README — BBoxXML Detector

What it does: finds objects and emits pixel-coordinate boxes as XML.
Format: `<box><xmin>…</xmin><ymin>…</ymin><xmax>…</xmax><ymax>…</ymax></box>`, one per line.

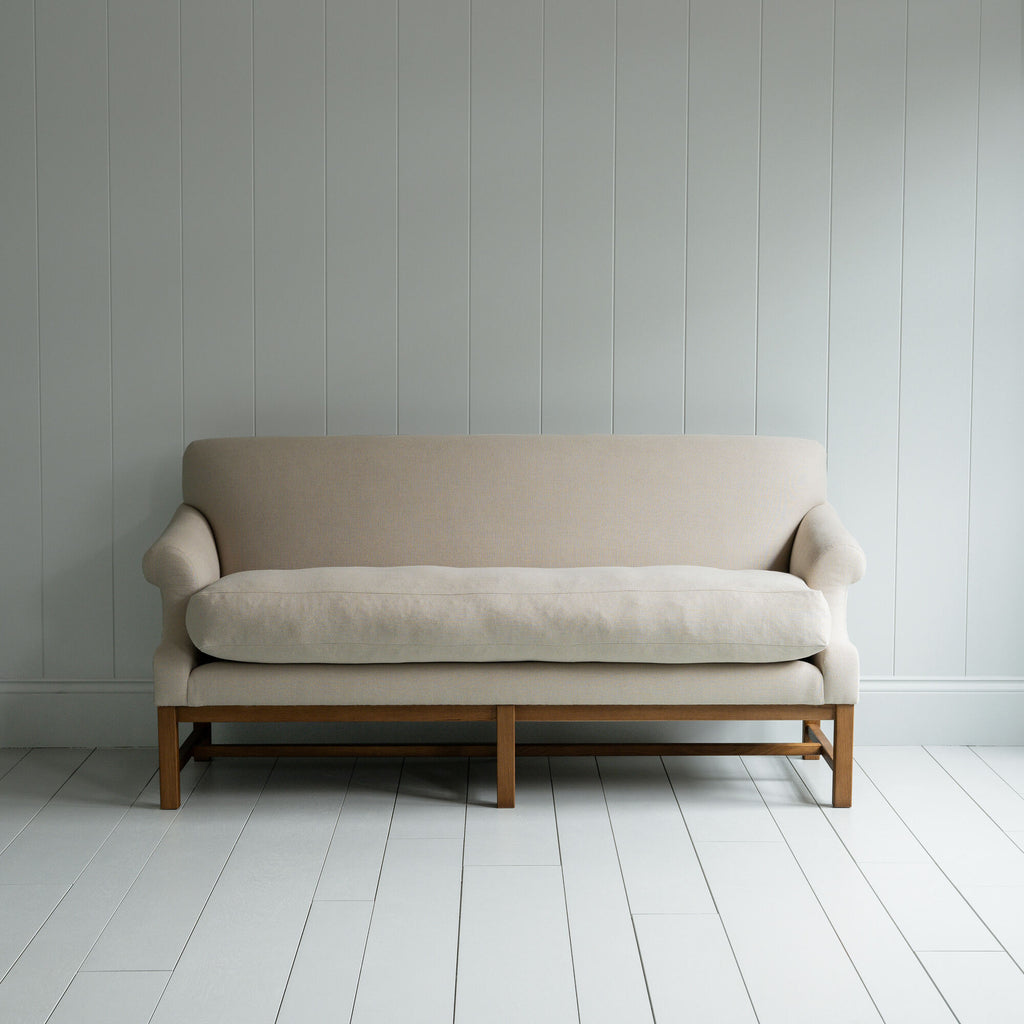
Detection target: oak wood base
<box><xmin>157</xmin><ymin>703</ymin><xmax>855</xmax><ymax>810</ymax></box>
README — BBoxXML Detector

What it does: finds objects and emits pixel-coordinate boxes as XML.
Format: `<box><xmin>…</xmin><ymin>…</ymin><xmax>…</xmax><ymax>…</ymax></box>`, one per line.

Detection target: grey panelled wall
<box><xmin>0</xmin><ymin>0</ymin><xmax>1022</xmax><ymax>696</ymax></box>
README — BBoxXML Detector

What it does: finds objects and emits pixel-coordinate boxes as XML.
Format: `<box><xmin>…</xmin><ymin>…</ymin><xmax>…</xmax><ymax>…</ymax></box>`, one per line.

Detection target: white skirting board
<box><xmin>1</xmin><ymin>678</ymin><xmax>1023</xmax><ymax>748</ymax></box>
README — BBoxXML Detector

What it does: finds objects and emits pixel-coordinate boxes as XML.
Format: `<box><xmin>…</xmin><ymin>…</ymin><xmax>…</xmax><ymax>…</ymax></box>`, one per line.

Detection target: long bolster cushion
<box><xmin>185</xmin><ymin>565</ymin><xmax>831</xmax><ymax>665</ymax></box>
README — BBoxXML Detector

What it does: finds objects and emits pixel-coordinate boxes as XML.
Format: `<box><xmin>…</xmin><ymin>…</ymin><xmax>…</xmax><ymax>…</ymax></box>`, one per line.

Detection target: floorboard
<box><xmin>550</xmin><ymin>757</ymin><xmax>653</xmax><ymax>1024</ymax></box>
<box><xmin>664</xmin><ymin>755</ymin><xmax>780</xmax><ymax>841</ymax></box>
<box><xmin>315</xmin><ymin>757</ymin><xmax>401</xmax><ymax>901</ymax></box>
<box><xmin>860</xmin><ymin>860</ymin><xmax>1000</xmax><ymax>951</ymax></box>
<box><xmin>920</xmin><ymin>951</ymin><xmax>1024</xmax><ymax>1024</ymax></box>
<box><xmin>45</xmin><ymin>970</ymin><xmax>169</xmax><ymax>1024</ymax></box>
<box><xmin>0</xmin><ymin>883</ymin><xmax>69</xmax><ymax>980</ymax></box>
<box><xmin>275</xmin><ymin>900</ymin><xmax>373</xmax><ymax>1024</ymax></box>
<box><xmin>930</xmin><ymin>745</ymin><xmax>1024</xmax><ymax>831</ymax></box>
<box><xmin>350</xmin><ymin>837</ymin><xmax>464</xmax><ymax>1023</ymax></box>
<box><xmin>0</xmin><ymin>748</ymin><xmax>92</xmax><ymax>856</ymax></box>
<box><xmin>598</xmin><ymin>757</ymin><xmax>714</xmax><ymax>914</ymax></box>
<box><xmin>0</xmin><ymin>748</ymin><xmax>29</xmax><ymax>781</ymax></box>
<box><xmin>633</xmin><ymin>914</ymin><xmax>756</xmax><ymax>1024</ymax></box>
<box><xmin>973</xmin><ymin>747</ymin><xmax>1024</xmax><ymax>797</ymax></box>
<box><xmin>455</xmin><ymin>865</ymin><xmax>578</xmax><ymax>1024</ymax></box>
<box><xmin>388</xmin><ymin>757</ymin><xmax>468</xmax><ymax>839</ymax></box>
<box><xmin>464</xmin><ymin>756</ymin><xmax>560</xmax><ymax>866</ymax></box>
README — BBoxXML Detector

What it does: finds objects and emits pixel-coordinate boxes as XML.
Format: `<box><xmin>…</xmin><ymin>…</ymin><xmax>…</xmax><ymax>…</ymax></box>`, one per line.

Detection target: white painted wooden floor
<box><xmin>3</xmin><ymin>746</ymin><xmax>1024</xmax><ymax>1023</ymax></box>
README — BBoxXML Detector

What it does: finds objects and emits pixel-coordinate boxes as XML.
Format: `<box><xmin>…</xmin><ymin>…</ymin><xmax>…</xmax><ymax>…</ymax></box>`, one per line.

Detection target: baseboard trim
<box><xmin>861</xmin><ymin>677</ymin><xmax>1024</xmax><ymax>693</ymax></box>
<box><xmin>0</xmin><ymin>684</ymin><xmax>156</xmax><ymax>746</ymax></box>
<box><xmin>0</xmin><ymin>679</ymin><xmax>152</xmax><ymax>695</ymax></box>
<box><xmin>2</xmin><ymin>678</ymin><xmax>1024</xmax><ymax>747</ymax></box>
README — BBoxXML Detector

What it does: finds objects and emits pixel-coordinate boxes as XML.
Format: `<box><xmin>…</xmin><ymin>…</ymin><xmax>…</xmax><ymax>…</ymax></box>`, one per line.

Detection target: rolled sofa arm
<box><xmin>142</xmin><ymin>504</ymin><xmax>220</xmax><ymax>706</ymax></box>
<box><xmin>790</xmin><ymin>503</ymin><xmax>866</xmax><ymax>706</ymax></box>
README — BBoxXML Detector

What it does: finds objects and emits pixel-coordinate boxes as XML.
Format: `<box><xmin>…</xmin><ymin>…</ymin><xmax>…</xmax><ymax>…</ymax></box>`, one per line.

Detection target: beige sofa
<box><xmin>144</xmin><ymin>435</ymin><xmax>865</xmax><ymax>810</ymax></box>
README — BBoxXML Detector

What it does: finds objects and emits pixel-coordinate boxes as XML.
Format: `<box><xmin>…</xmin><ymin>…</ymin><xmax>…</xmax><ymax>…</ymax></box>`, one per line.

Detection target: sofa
<box><xmin>143</xmin><ymin>434</ymin><xmax>865</xmax><ymax>810</ymax></box>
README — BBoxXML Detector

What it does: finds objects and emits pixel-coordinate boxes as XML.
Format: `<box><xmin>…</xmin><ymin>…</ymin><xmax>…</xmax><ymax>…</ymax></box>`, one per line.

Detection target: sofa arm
<box><xmin>791</xmin><ymin>503</ymin><xmax>865</xmax><ymax>589</ymax></box>
<box><xmin>142</xmin><ymin>504</ymin><xmax>220</xmax><ymax>706</ymax></box>
<box><xmin>791</xmin><ymin>503</ymin><xmax>866</xmax><ymax>706</ymax></box>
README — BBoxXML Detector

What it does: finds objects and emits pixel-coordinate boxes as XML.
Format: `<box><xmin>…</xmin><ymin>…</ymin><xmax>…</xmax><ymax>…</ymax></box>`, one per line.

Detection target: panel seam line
<box><xmin>963</xmin><ymin>3</ymin><xmax>983</xmax><ymax>676</ymax></box>
<box><xmin>33</xmin><ymin>0</ymin><xmax>44</xmax><ymax>680</ymax></box>
<box><xmin>892</xmin><ymin>0</ymin><xmax>910</xmax><ymax>678</ymax></box>
<box><xmin>106</xmin><ymin>0</ymin><xmax>115</xmax><ymax>679</ymax></box>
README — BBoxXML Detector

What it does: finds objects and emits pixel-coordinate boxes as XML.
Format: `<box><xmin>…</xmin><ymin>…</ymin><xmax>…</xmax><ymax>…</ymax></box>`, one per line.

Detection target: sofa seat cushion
<box><xmin>185</xmin><ymin>565</ymin><xmax>831</xmax><ymax>665</ymax></box>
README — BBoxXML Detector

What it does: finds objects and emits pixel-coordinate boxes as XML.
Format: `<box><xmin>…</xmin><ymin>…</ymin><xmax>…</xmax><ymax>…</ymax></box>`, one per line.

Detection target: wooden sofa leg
<box><xmin>832</xmin><ymin>705</ymin><xmax>854</xmax><ymax>808</ymax></box>
<box><xmin>497</xmin><ymin>705</ymin><xmax>516</xmax><ymax>808</ymax></box>
<box><xmin>158</xmin><ymin>706</ymin><xmax>181</xmax><ymax>810</ymax></box>
<box><xmin>802</xmin><ymin>719</ymin><xmax>821</xmax><ymax>760</ymax></box>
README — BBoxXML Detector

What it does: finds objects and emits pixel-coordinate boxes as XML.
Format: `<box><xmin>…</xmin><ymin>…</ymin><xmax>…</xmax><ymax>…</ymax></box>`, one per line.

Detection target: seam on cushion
<box><xmin>199</xmin><ymin>639</ymin><xmax>827</xmax><ymax>648</ymax></box>
<box><xmin>195</xmin><ymin>587</ymin><xmax>822</xmax><ymax>598</ymax></box>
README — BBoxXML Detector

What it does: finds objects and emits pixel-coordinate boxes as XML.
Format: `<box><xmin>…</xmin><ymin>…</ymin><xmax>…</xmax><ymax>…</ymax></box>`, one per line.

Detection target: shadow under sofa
<box><xmin>143</xmin><ymin>434</ymin><xmax>865</xmax><ymax>810</ymax></box>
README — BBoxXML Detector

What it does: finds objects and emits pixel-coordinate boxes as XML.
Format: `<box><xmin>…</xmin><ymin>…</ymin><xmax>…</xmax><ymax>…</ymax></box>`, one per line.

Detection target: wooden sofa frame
<box><xmin>158</xmin><ymin>702</ymin><xmax>854</xmax><ymax>810</ymax></box>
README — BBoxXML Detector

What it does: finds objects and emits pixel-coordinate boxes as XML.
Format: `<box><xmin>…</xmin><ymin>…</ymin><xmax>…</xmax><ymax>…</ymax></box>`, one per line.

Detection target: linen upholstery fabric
<box><xmin>142</xmin><ymin>504</ymin><xmax>219</xmax><ymax>705</ymax></box>
<box><xmin>184</xmin><ymin>659</ymin><xmax>825</xmax><ymax>707</ymax></box>
<box><xmin>145</xmin><ymin>435</ymin><xmax>863</xmax><ymax>707</ymax></box>
<box><xmin>181</xmin><ymin>435</ymin><xmax>827</xmax><ymax>576</ymax></box>
<box><xmin>185</xmin><ymin>564</ymin><xmax>832</xmax><ymax>665</ymax></box>
<box><xmin>791</xmin><ymin>502</ymin><xmax>867</xmax><ymax>705</ymax></box>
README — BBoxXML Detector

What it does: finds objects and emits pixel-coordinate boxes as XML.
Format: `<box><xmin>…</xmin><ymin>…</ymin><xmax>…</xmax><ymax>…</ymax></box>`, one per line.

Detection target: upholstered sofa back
<box><xmin>181</xmin><ymin>434</ymin><xmax>826</xmax><ymax>576</ymax></box>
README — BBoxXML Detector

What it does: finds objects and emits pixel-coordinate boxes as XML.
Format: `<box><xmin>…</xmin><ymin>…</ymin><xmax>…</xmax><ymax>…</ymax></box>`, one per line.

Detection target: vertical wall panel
<box><xmin>755</xmin><ymin>0</ymin><xmax>832</xmax><ymax>443</ymax></box>
<box><xmin>966</xmin><ymin>0</ymin><xmax>1024</xmax><ymax>675</ymax></box>
<box><xmin>326</xmin><ymin>0</ymin><xmax>398</xmax><ymax>436</ymax></box>
<box><xmin>469</xmin><ymin>0</ymin><xmax>543</xmax><ymax>435</ymax></box>
<box><xmin>397</xmin><ymin>0</ymin><xmax>470</xmax><ymax>434</ymax></box>
<box><xmin>181</xmin><ymin>0</ymin><xmax>254</xmax><ymax>442</ymax></box>
<box><xmin>895</xmin><ymin>0</ymin><xmax>980</xmax><ymax>675</ymax></box>
<box><xmin>253</xmin><ymin>0</ymin><xmax>326</xmax><ymax>436</ymax></box>
<box><xmin>109</xmin><ymin>0</ymin><xmax>183</xmax><ymax>678</ymax></box>
<box><xmin>684</xmin><ymin>0</ymin><xmax>761</xmax><ymax>434</ymax></box>
<box><xmin>36</xmin><ymin>0</ymin><xmax>113</xmax><ymax>678</ymax></box>
<box><xmin>612</xmin><ymin>0</ymin><xmax>687</xmax><ymax>435</ymax></box>
<box><xmin>0</xmin><ymin>0</ymin><xmax>42</xmax><ymax>678</ymax></box>
<box><xmin>541</xmin><ymin>0</ymin><xmax>615</xmax><ymax>435</ymax></box>
<box><xmin>828</xmin><ymin>0</ymin><xmax>906</xmax><ymax>676</ymax></box>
